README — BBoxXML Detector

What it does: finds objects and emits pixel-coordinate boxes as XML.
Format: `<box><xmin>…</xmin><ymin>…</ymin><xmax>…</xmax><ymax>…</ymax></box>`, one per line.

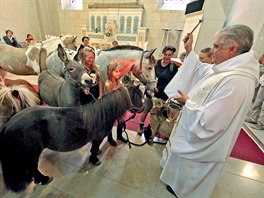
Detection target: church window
<box><xmin>120</xmin><ymin>16</ymin><xmax>125</xmax><ymax>33</ymax></box>
<box><xmin>133</xmin><ymin>16</ymin><xmax>139</xmax><ymax>34</ymax></box>
<box><xmin>96</xmin><ymin>16</ymin><xmax>101</xmax><ymax>32</ymax></box>
<box><xmin>103</xmin><ymin>16</ymin><xmax>107</xmax><ymax>33</ymax></box>
<box><xmin>91</xmin><ymin>16</ymin><xmax>95</xmax><ymax>32</ymax></box>
<box><xmin>126</xmin><ymin>17</ymin><xmax>132</xmax><ymax>34</ymax></box>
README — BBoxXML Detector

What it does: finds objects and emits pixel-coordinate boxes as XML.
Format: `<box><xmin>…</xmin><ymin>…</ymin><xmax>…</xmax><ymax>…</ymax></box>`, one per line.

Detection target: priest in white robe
<box><xmin>160</xmin><ymin>24</ymin><xmax>259</xmax><ymax>198</ymax></box>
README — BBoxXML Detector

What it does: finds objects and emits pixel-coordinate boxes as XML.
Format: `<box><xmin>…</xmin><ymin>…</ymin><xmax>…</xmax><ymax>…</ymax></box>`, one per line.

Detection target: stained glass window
<box><xmin>96</xmin><ymin>16</ymin><xmax>101</xmax><ymax>32</ymax></box>
<box><xmin>91</xmin><ymin>16</ymin><xmax>95</xmax><ymax>32</ymax></box>
<box><xmin>126</xmin><ymin>17</ymin><xmax>132</xmax><ymax>34</ymax></box>
<box><xmin>133</xmin><ymin>16</ymin><xmax>139</xmax><ymax>34</ymax></box>
<box><xmin>120</xmin><ymin>16</ymin><xmax>125</xmax><ymax>33</ymax></box>
<box><xmin>103</xmin><ymin>16</ymin><xmax>107</xmax><ymax>33</ymax></box>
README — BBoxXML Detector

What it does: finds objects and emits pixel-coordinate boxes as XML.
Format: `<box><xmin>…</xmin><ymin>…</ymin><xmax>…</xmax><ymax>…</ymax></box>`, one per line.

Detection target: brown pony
<box><xmin>0</xmin><ymin>36</ymin><xmax>77</xmax><ymax>79</ymax></box>
<box><xmin>3</xmin><ymin>78</ymin><xmax>40</xmax><ymax>103</ymax></box>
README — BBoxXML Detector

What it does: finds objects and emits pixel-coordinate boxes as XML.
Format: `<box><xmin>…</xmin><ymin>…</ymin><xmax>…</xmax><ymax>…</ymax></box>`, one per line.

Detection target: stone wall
<box><xmin>0</xmin><ymin>0</ymin><xmax>263</xmax><ymax>57</ymax></box>
<box><xmin>56</xmin><ymin>0</ymin><xmax>186</xmax><ymax>58</ymax></box>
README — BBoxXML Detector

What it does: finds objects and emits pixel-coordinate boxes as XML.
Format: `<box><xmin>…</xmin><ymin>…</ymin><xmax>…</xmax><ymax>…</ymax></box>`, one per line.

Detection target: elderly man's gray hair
<box><xmin>216</xmin><ymin>24</ymin><xmax>253</xmax><ymax>54</ymax></box>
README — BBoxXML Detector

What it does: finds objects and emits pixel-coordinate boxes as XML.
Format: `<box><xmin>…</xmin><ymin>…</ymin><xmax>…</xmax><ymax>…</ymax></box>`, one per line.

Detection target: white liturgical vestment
<box><xmin>160</xmin><ymin>50</ymin><xmax>259</xmax><ymax>198</ymax></box>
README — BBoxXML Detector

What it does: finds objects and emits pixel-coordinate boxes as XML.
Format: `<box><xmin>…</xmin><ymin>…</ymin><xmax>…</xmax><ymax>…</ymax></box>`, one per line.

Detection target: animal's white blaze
<box><xmin>25</xmin><ymin>47</ymin><xmax>41</xmax><ymax>73</ymax></box>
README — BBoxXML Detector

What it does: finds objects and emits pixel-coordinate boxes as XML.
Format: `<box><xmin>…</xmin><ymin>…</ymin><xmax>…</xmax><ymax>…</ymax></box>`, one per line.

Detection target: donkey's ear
<box><xmin>144</xmin><ymin>48</ymin><xmax>157</xmax><ymax>58</ymax></box>
<box><xmin>58</xmin><ymin>44</ymin><xmax>69</xmax><ymax>64</ymax></box>
<box><xmin>73</xmin><ymin>44</ymin><xmax>84</xmax><ymax>61</ymax></box>
<box><xmin>73</xmin><ymin>36</ymin><xmax>77</xmax><ymax>42</ymax></box>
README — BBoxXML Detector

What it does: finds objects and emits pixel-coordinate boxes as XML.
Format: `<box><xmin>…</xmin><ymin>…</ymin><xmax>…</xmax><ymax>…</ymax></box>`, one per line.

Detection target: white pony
<box><xmin>0</xmin><ymin>44</ymin><xmax>47</xmax><ymax>76</ymax></box>
<box><xmin>45</xmin><ymin>36</ymin><xmax>79</xmax><ymax>77</ymax></box>
<box><xmin>41</xmin><ymin>35</ymin><xmax>78</xmax><ymax>56</ymax></box>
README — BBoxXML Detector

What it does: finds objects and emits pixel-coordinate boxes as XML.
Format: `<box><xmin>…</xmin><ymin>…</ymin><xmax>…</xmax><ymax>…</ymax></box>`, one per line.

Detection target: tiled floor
<box><xmin>1</xmin><ymin>73</ymin><xmax>263</xmax><ymax>198</ymax></box>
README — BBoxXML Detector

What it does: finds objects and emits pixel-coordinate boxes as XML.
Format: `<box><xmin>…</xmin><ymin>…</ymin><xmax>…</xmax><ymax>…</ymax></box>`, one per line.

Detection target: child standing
<box><xmin>105</xmin><ymin>62</ymin><xmax>128</xmax><ymax>146</ymax></box>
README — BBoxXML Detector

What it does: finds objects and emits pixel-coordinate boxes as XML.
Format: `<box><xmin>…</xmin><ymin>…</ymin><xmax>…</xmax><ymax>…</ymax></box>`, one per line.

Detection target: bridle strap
<box><xmin>139</xmin><ymin>50</ymin><xmax>146</xmax><ymax>70</ymax></box>
<box><xmin>130</xmin><ymin>105</ymin><xmax>144</xmax><ymax>113</ymax></box>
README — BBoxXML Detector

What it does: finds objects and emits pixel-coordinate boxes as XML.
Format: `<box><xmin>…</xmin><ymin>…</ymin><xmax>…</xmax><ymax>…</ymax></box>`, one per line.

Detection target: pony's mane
<box><xmin>0</xmin><ymin>86</ymin><xmax>22</xmax><ymax>113</ymax></box>
<box><xmin>82</xmin><ymin>86</ymin><xmax>131</xmax><ymax>133</ymax></box>
<box><xmin>127</xmin><ymin>84</ymin><xmax>143</xmax><ymax>108</ymax></box>
<box><xmin>0</xmin><ymin>85</ymin><xmax>40</xmax><ymax>112</ymax></box>
<box><xmin>16</xmin><ymin>85</ymin><xmax>41</xmax><ymax>106</ymax></box>
<box><xmin>103</xmin><ymin>45</ymin><xmax>143</xmax><ymax>52</ymax></box>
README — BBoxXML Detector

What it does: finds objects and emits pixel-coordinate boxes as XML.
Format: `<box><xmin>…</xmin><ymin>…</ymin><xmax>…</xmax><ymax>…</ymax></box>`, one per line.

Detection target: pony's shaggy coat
<box><xmin>0</xmin><ymin>86</ymin><xmax>131</xmax><ymax>192</ymax></box>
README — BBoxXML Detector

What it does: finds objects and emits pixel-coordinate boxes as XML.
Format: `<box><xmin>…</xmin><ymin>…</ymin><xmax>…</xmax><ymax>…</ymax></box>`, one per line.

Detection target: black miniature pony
<box><xmin>0</xmin><ymin>86</ymin><xmax>131</xmax><ymax>192</ymax></box>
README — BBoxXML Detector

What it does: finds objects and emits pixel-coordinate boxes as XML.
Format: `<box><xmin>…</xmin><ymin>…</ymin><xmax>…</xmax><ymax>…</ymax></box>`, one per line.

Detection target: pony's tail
<box><xmin>0</xmin><ymin>128</ymin><xmax>33</xmax><ymax>192</ymax></box>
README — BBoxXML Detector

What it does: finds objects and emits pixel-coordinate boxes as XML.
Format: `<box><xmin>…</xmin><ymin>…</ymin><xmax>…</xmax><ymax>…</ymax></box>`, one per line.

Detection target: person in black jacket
<box><xmin>137</xmin><ymin>45</ymin><xmax>178</xmax><ymax>135</ymax></box>
<box><xmin>3</xmin><ymin>30</ymin><xmax>21</xmax><ymax>48</ymax></box>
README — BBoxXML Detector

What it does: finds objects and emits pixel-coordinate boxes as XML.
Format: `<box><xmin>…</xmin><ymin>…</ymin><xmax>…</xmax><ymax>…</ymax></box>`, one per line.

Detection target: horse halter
<box><xmin>131</xmin><ymin>50</ymin><xmax>157</xmax><ymax>96</ymax></box>
<box><xmin>137</xmin><ymin>50</ymin><xmax>149</xmax><ymax>85</ymax></box>
<box><xmin>129</xmin><ymin>86</ymin><xmax>144</xmax><ymax>114</ymax></box>
<box><xmin>130</xmin><ymin>105</ymin><xmax>144</xmax><ymax>114</ymax></box>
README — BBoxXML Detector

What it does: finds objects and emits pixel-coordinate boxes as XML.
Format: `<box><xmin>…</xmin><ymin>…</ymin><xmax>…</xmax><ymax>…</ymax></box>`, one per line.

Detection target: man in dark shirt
<box><xmin>3</xmin><ymin>30</ymin><xmax>21</xmax><ymax>48</ymax></box>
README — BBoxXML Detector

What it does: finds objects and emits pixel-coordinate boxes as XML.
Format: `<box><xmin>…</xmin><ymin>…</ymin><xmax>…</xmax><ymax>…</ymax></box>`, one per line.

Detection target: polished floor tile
<box><xmin>0</xmin><ymin>129</ymin><xmax>263</xmax><ymax>198</ymax></box>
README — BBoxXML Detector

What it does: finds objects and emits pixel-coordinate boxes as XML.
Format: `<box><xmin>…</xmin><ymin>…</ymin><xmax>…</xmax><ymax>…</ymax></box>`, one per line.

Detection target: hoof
<box><xmin>137</xmin><ymin>131</ymin><xmax>142</xmax><ymax>136</ymax></box>
<box><xmin>92</xmin><ymin>160</ymin><xmax>102</xmax><ymax>166</ymax></box>
<box><xmin>34</xmin><ymin>176</ymin><xmax>53</xmax><ymax>186</ymax></box>
<box><xmin>143</xmin><ymin>126</ymin><xmax>152</xmax><ymax>141</ymax></box>
<box><xmin>137</xmin><ymin>127</ymin><xmax>143</xmax><ymax>136</ymax></box>
<box><xmin>89</xmin><ymin>156</ymin><xmax>102</xmax><ymax>166</ymax></box>
<box><xmin>147</xmin><ymin>136</ymin><xmax>153</xmax><ymax>145</ymax></box>
<box><xmin>108</xmin><ymin>138</ymin><xmax>117</xmax><ymax>147</ymax></box>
